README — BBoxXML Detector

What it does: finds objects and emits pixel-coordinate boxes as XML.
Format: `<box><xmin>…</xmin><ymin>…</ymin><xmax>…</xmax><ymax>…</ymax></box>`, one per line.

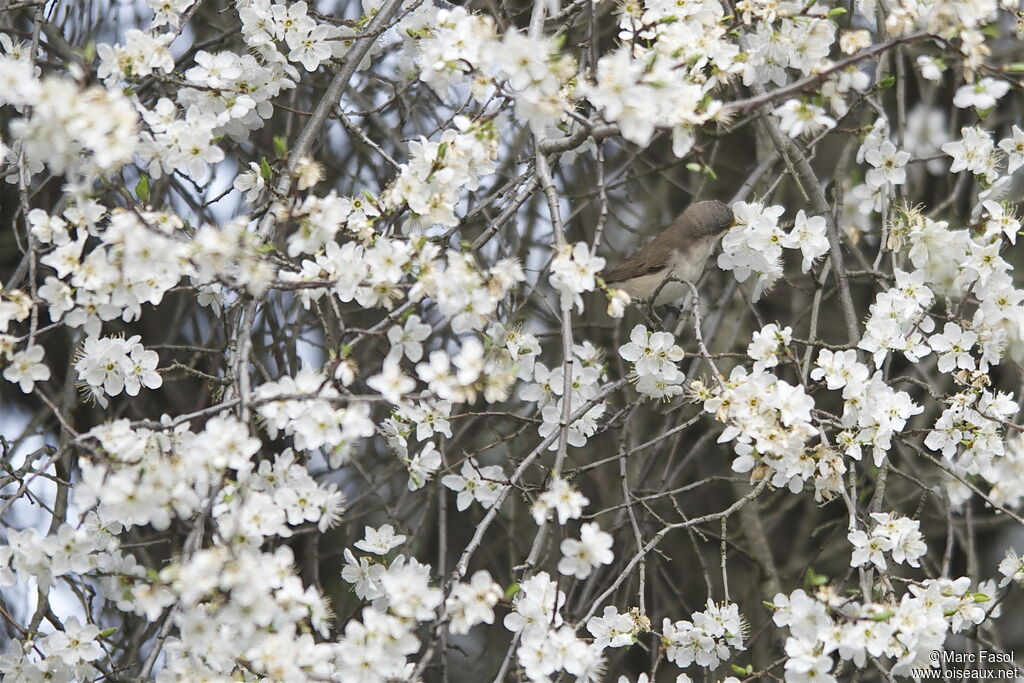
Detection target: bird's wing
<box><xmin>604</xmin><ymin>231</ymin><xmax>674</xmax><ymax>283</ymax></box>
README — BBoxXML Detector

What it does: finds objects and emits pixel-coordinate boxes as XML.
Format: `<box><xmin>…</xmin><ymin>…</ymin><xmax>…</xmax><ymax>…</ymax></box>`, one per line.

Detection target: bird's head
<box><xmin>682</xmin><ymin>200</ymin><xmax>735</xmax><ymax>238</ymax></box>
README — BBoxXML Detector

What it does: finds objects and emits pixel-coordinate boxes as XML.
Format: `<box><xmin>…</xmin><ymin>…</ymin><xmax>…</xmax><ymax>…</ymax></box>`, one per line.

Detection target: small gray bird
<box><xmin>604</xmin><ymin>200</ymin><xmax>734</xmax><ymax>306</ymax></box>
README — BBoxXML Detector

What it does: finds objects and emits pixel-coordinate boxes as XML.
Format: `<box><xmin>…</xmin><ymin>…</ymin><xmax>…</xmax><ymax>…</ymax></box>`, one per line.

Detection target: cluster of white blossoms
<box><xmin>747</xmin><ymin>3</ymin><xmax>875</xmax><ymax>135</ymax></box>
<box><xmin>445</xmin><ymin>569</ymin><xmax>503</xmax><ymax>635</ymax></box>
<box><xmin>558</xmin><ymin>522</ymin><xmax>615</xmax><ymax>579</ymax></box>
<box><xmin>718</xmin><ymin>202</ymin><xmax>829</xmax><ymax>299</ymax></box>
<box><xmin>163</xmin><ymin>45</ymin><xmax>294</xmax><ymax>168</ymax></box>
<box><xmin>401</xmin><ymin>5</ymin><xmax>576</xmax><ymax>132</ymax></box>
<box><xmin>747</xmin><ymin>322</ymin><xmax>792</xmax><ymax>372</ymax></box>
<box><xmin>587</xmin><ymin>0</ymin><xmax>736</xmax><ymax>154</ymax></box>
<box><xmin>695</xmin><ymin>334</ymin><xmax>822</xmax><ymax>494</ymax></box>
<box><xmin>136</xmin><ymin>545</ymin><xmax>337</xmax><ymax>681</ymax></box>
<box><xmin>858</xmin><ymin>118</ymin><xmax>912</xmax><ymax>198</ymax></box>
<box><xmin>338</xmin><ymin>537</ymin><xmax>501</xmax><ymax>676</ymax></box>
<box><xmin>93</xmin><ymin>24</ymin><xmax>257</xmax><ymax>179</ymax></box>
<box><xmin>870</xmin><ymin>215</ymin><xmax>1009</xmax><ymax>356</ymax></box>
<box><xmin>1</xmin><ymin>56</ymin><xmax>138</xmax><ymax>181</ymax></box>
<box><xmin>2</xmin><ymin>516</ymin><xmax>120</xmax><ymax>595</ymax></box>
<box><xmin>74</xmin><ymin>416</ymin><xmax>337</xmax><ymax>536</ymax></box>
<box><xmin>95</xmin><ymin>0</ymin><xmax>354</xmax><ymax>187</ymax></box>
<box><xmin>857</xmin><ymin>268</ymin><xmax>935</xmax><ymax>368</ymax></box>
<box><xmin>811</xmin><ymin>347</ymin><xmax>922</xmax><ymax>467</ymax></box>
<box><xmin>740</xmin><ymin>6</ymin><xmax>834</xmax><ymax>84</ymax></box>
<box><xmin>503</xmin><ymin>572</ymin><xmax>605</xmax><ymax>681</ymax></box>
<box><xmin>401</xmin><ymin>0</ymin><xmax>856</xmax><ymax>157</ymax></box>
<box><xmin>525</xmin><ymin>344</ymin><xmax>609</xmax><ymax>451</ymax></box>
<box><xmin>0</xmin><ymin>297</ymin><xmax>31</xmax><ymax>367</ymax></box>
<box><xmin>95</xmin><ymin>29</ymin><xmax>175</xmax><ymax>83</ymax></box>
<box><xmin>550</xmin><ymin>242</ymin><xmax>606</xmax><ymax>313</ymax></box>
<box><xmin>0</xmin><ymin>616</ymin><xmax>102</xmax><ymax>680</ymax></box>
<box><xmin>943</xmin><ymin>125</ymin><xmax>1001</xmax><ymax>184</ymax></box>
<box><xmin>382</xmin><ymin>116</ymin><xmax>499</xmax><ymax>233</ymax></box>
<box><xmin>0</xmin><ymin>517</ymin><xmax>129</xmax><ymax>680</ymax></box>
<box><xmin>882</xmin><ymin>0</ymin><xmax>997</xmax><ymax>76</ymax></box>
<box><xmin>584</xmin><ymin>44</ymin><xmax>721</xmax><ymax>156</ymax></box>
<box><xmin>214</xmin><ymin>448</ymin><xmax>346</xmax><ymax>543</ymax></box>
<box><xmin>848</xmin><ymin>67</ymin><xmax>1021</xmax><ymax>231</ymax></box>
<box><xmin>137</xmin><ymin>99</ymin><xmax>224</xmax><ymax>183</ymax></box>
<box><xmin>281</xmin><ymin>235</ymin><xmax>525</xmax><ymax>340</ymax></box>
<box><xmin>237</xmin><ymin>0</ymin><xmax>353</xmax><ymax>73</ymax></box>
<box><xmin>588</xmin><ymin>606</ymin><xmax>645</xmax><ymax>649</ymax></box>
<box><xmin>73</xmin><ymin>334</ymin><xmax>162</xmax><ymax>406</ymax></box>
<box><xmin>31</xmin><ymin>207</ymin><xmax>192</xmax><ymax>338</ymax></box>
<box><xmin>272</xmin><ymin>114</ymin><xmax>503</xmax><ymax>258</ymax></box>
<box><xmin>770</xmin><ymin>577</ymin><xmax>999</xmax><ymax>682</ymax></box>
<box><xmin>619</xmin><ymin>324</ymin><xmax>687</xmax><ymax>400</ymax></box>
<box><xmin>662</xmin><ymin>600</ymin><xmax>747</xmax><ymax>671</ymax></box>
<box><xmin>924</xmin><ymin>384</ymin><xmax>1016</xmax><ymax>493</ymax></box>
<box><xmin>190</xmin><ymin>217</ymin><xmax>276</xmax><ymax>297</ymax></box>
<box><xmin>254</xmin><ymin>365</ymin><xmax>375</xmax><ymax>465</ymax></box>
<box><xmin>847</xmin><ymin>512</ymin><xmax>927</xmax><ymax>570</ymax></box>
<box><xmin>380</xmin><ymin>388</ymin><xmax>452</xmax><ymax>490</ymax></box>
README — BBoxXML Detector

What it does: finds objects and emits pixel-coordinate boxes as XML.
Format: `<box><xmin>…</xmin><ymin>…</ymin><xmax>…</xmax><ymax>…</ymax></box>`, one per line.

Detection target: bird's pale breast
<box><xmin>609</xmin><ymin>236</ymin><xmax>718</xmax><ymax>305</ymax></box>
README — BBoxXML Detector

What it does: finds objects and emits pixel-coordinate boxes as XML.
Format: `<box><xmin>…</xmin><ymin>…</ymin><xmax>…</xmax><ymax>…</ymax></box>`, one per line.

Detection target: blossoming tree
<box><xmin>1</xmin><ymin>0</ymin><xmax>1023</xmax><ymax>681</ymax></box>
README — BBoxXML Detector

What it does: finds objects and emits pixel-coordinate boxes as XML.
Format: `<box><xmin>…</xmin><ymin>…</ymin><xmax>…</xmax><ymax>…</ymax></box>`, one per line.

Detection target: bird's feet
<box><xmin>638</xmin><ymin>300</ymin><xmax>660</xmax><ymax>328</ymax></box>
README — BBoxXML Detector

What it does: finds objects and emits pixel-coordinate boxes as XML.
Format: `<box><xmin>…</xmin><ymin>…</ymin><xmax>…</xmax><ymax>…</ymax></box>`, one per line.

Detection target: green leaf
<box><xmin>134</xmin><ymin>176</ymin><xmax>150</xmax><ymax>203</ymax></box>
<box><xmin>99</xmin><ymin>627</ymin><xmax>118</xmax><ymax>638</ymax></box>
<box><xmin>685</xmin><ymin>162</ymin><xmax>702</xmax><ymax>173</ymax></box>
<box><xmin>806</xmin><ymin>567</ymin><xmax>829</xmax><ymax>586</ymax></box>
<box><xmin>762</xmin><ymin>600</ymin><xmax>777</xmax><ymax>610</ymax></box>
<box><xmin>877</xmin><ymin>75</ymin><xmax>896</xmax><ymax>90</ymax></box>
<box><xmin>732</xmin><ymin>664</ymin><xmax>753</xmax><ymax>675</ymax></box>
<box><xmin>827</xmin><ymin>7</ymin><xmax>847</xmax><ymax>17</ymax></box>
<box><xmin>259</xmin><ymin>157</ymin><xmax>272</xmax><ymax>181</ymax></box>
<box><xmin>273</xmin><ymin>135</ymin><xmax>288</xmax><ymax>159</ymax></box>
<box><xmin>504</xmin><ymin>583</ymin><xmax>520</xmax><ymax>600</ymax></box>
<box><xmin>973</xmin><ymin>592</ymin><xmax>991</xmax><ymax>602</ymax></box>
<box><xmin>869</xmin><ymin>609</ymin><xmax>894</xmax><ymax>621</ymax></box>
